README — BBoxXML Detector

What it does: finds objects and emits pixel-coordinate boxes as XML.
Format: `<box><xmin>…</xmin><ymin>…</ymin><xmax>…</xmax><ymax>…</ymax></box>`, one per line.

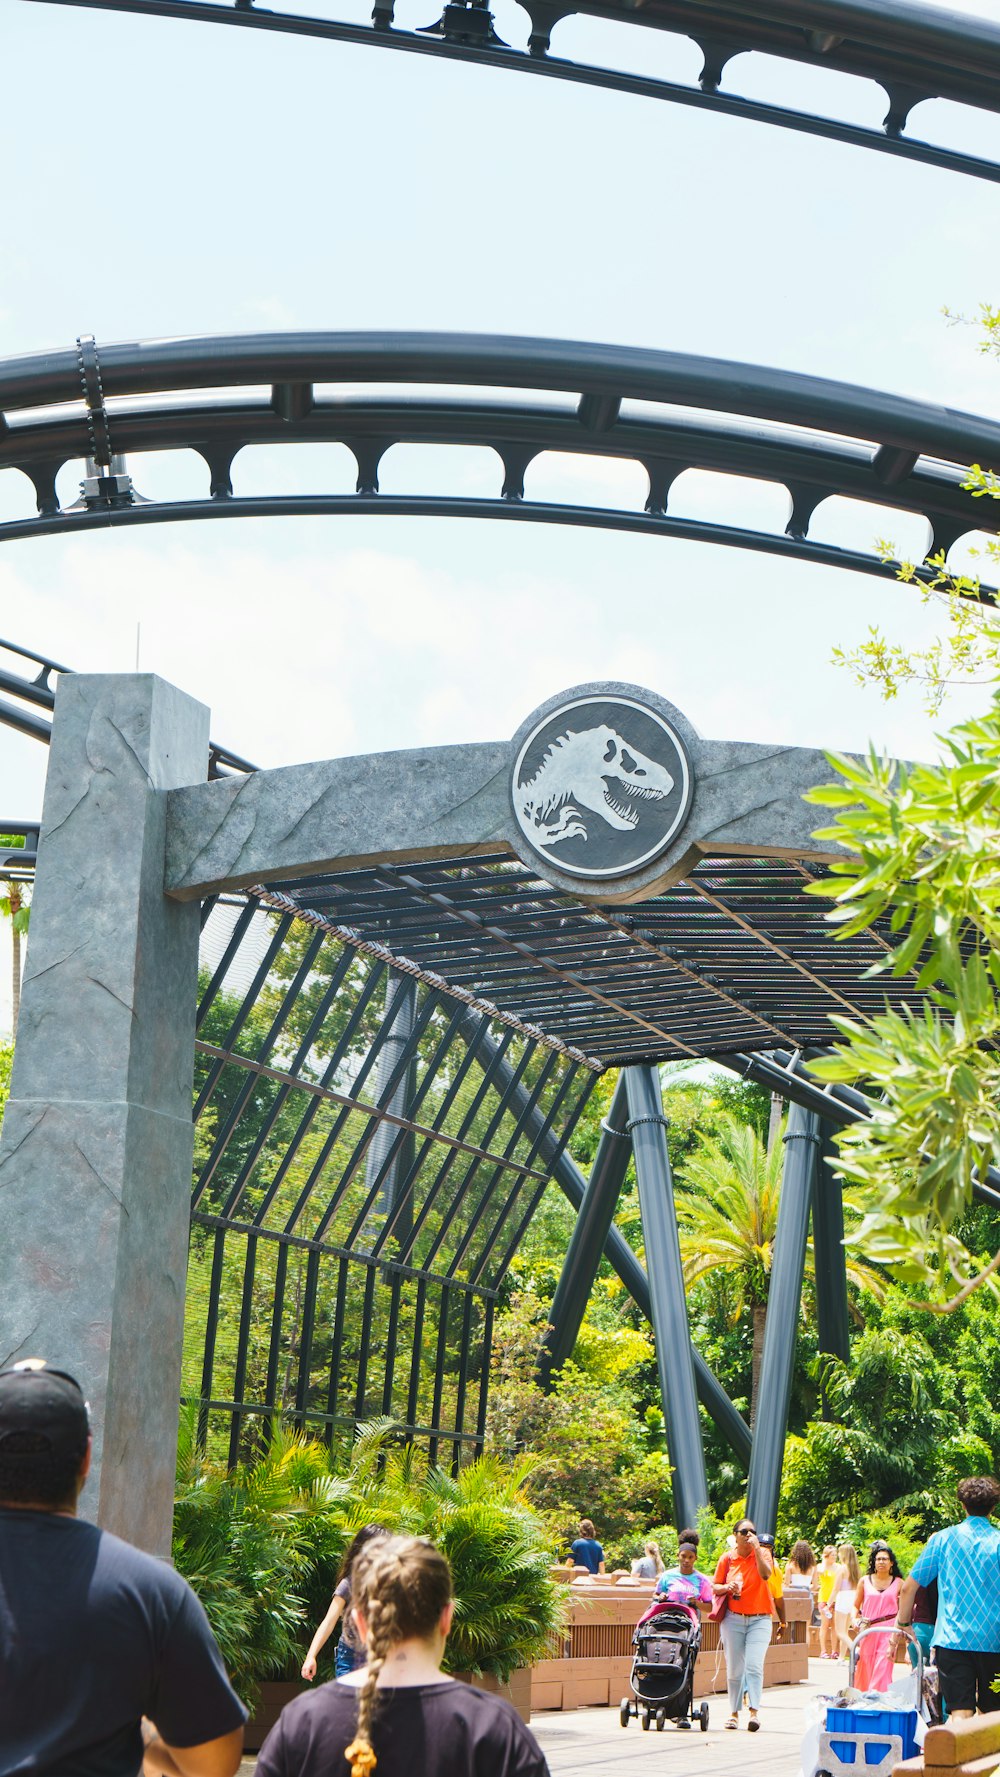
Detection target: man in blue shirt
<box><xmin>893</xmin><ymin>1476</ymin><xmax>1000</xmax><ymax>1718</ymax></box>
<box><xmin>569</xmin><ymin>1517</ymin><xmax>605</xmax><ymax>1574</ymax></box>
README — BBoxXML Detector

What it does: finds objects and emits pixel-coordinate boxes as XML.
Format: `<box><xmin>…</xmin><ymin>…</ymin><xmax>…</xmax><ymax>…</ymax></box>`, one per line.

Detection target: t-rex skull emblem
<box><xmin>516</xmin><ymin>723</ymin><xmax>675</xmax><ymax>846</ymax></box>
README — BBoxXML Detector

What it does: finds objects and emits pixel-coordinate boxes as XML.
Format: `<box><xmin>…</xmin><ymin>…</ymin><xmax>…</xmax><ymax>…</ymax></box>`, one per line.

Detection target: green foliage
<box><xmin>172</xmin><ymin>1415</ymin><xmax>563</xmax><ymax>1702</ymax></box>
<box><xmin>172</xmin><ymin>1408</ymin><xmax>350</xmax><ymax>1707</ymax></box>
<box><xmin>0</xmin><ymin>1037</ymin><xmax>12</xmax><ymax>1126</ymax></box>
<box><xmin>804</xmin><ymin>712</ymin><xmax>1000</xmax><ymax>1305</ymax></box>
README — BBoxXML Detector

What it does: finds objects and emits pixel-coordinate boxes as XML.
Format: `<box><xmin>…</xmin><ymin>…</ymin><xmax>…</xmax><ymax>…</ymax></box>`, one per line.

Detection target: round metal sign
<box><xmin>511</xmin><ymin>692</ymin><xmax>693</xmax><ymax>880</ymax></box>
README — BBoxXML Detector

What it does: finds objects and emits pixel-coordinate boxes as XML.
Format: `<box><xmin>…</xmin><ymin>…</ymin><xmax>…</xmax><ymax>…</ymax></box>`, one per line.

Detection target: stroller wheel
<box><xmin>642</xmin><ymin>1709</ymin><xmax>652</xmax><ymax>1731</ymax></box>
<box><xmin>656</xmin><ymin>1709</ymin><xmax>666</xmax><ymax>1731</ymax></box>
<box><xmin>620</xmin><ymin>1698</ymin><xmax>631</xmax><ymax>1728</ymax></box>
<box><xmin>699</xmin><ymin>1703</ymin><xmax>710</xmax><ymax>1732</ymax></box>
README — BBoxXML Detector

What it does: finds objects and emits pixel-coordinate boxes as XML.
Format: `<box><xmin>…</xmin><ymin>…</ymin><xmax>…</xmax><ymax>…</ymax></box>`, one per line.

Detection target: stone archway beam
<box><xmin>164</xmin><ymin>728</ymin><xmax>844</xmax><ymax>905</ymax></box>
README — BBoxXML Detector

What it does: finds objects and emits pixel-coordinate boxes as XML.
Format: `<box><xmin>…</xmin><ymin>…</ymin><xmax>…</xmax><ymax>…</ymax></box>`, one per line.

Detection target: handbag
<box><xmin>709</xmin><ymin>1556</ymin><xmax>731</xmax><ymax>1623</ymax></box>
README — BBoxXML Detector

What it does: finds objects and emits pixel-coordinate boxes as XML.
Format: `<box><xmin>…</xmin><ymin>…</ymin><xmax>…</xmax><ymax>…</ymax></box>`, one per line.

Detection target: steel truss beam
<box><xmin>0</xmin><ymin>334</ymin><xmax>997</xmax><ymax>588</ymax></box>
<box><xmin>16</xmin><ymin>0</ymin><xmax>1000</xmax><ymax>185</ymax></box>
<box><xmin>537</xmin><ymin>1073</ymin><xmax>632</xmax><ymax>1390</ymax></box>
<box><xmin>625</xmin><ymin>1064</ymin><xmax>708</xmax><ymax>1526</ymax></box>
<box><xmin>458</xmin><ymin>1013</ymin><xmax>753</xmax><ymax>1464</ymax></box>
<box><xmin>746</xmin><ymin>1103</ymin><xmax>819</xmax><ymax>1532</ymax></box>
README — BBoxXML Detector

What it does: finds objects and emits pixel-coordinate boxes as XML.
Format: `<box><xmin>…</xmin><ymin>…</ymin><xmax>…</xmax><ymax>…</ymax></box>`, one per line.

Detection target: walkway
<box><xmin>532</xmin><ymin>1656</ymin><xmax>836</xmax><ymax>1777</ymax></box>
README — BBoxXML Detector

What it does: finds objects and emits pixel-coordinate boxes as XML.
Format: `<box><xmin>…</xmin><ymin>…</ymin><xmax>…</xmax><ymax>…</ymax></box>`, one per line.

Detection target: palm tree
<box><xmin>676</xmin><ymin>1113</ymin><xmax>883</xmax><ymax>1426</ymax></box>
<box><xmin>0</xmin><ymin>836</ymin><xmax>30</xmax><ymax>1038</ymax></box>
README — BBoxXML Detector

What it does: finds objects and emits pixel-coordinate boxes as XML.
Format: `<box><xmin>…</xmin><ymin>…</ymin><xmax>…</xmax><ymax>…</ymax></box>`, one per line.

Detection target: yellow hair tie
<box><xmin>345</xmin><ymin>1738</ymin><xmax>378</xmax><ymax>1777</ymax></box>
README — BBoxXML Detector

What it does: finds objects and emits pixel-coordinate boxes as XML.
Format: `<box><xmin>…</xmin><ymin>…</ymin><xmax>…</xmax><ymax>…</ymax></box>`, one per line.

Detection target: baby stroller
<box><xmin>620</xmin><ymin>1602</ymin><xmax>710</xmax><ymax>1732</ymax></box>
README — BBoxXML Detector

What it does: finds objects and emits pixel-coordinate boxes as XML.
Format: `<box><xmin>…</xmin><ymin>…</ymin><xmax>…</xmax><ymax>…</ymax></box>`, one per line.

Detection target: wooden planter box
<box><xmin>530</xmin><ymin>1580</ymin><xmax>809</xmax><ymax>1713</ymax></box>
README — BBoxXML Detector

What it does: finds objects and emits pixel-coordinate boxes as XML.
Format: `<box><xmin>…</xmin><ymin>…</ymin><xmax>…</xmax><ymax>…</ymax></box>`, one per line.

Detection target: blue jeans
<box><xmin>335</xmin><ymin>1640</ymin><xmax>366</xmax><ymax>1677</ymax></box>
<box><xmin>720</xmin><ymin>1612</ymin><xmax>773</xmax><ymax>1712</ymax></box>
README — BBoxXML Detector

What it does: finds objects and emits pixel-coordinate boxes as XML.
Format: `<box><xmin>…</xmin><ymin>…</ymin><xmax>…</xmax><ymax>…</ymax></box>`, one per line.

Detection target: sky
<box><xmin>1</xmin><ymin>0</ymin><xmax>1000</xmax><ymax>1031</ymax></box>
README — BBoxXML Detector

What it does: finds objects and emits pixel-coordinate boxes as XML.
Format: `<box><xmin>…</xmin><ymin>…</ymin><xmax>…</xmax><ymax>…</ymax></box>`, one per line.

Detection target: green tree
<box><xmin>676</xmin><ymin>1113</ymin><xmax>884</xmax><ymax>1425</ymax></box>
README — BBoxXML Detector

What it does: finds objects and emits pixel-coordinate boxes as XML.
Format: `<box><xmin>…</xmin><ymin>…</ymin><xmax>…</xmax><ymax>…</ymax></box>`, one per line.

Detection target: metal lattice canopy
<box><xmin>0</xmin><ymin>333</ymin><xmax>998</xmax><ymax>588</ymax></box>
<box><xmin>16</xmin><ymin>0</ymin><xmax>1000</xmax><ymax>184</ymax></box>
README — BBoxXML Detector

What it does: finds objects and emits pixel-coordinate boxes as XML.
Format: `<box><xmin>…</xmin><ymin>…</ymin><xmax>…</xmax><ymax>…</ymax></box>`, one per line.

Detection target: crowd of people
<box><xmin>3</xmin><ymin>1355</ymin><xmax>1000</xmax><ymax>1777</ymax></box>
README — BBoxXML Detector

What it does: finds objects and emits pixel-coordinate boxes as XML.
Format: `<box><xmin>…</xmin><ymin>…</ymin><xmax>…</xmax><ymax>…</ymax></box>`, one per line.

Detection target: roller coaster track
<box><xmin>17</xmin><ymin>0</ymin><xmax>1000</xmax><ymax>184</ymax></box>
<box><xmin>0</xmin><ymin>331</ymin><xmax>997</xmax><ymax>587</ymax></box>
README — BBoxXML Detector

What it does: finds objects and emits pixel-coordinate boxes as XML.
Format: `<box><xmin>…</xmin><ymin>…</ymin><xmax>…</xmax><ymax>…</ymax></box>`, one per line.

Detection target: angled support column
<box><xmin>0</xmin><ymin>674</ymin><xmax>209</xmax><ymax>1555</ymax></box>
<box><xmin>454</xmin><ymin>1012</ymin><xmax>752</xmax><ymax>1464</ymax></box>
<box><xmin>625</xmin><ymin>1064</ymin><xmax>708</xmax><ymax>1528</ymax></box>
<box><xmin>537</xmin><ymin>1072</ymin><xmax>631</xmax><ymax>1390</ymax></box>
<box><xmin>366</xmin><ymin>971</ymin><xmax>418</xmax><ymax>1230</ymax></box>
<box><xmin>746</xmin><ymin>1103</ymin><xmax>820</xmax><ymax>1532</ymax></box>
<box><xmin>814</xmin><ymin>1119</ymin><xmax>850</xmax><ymax>1377</ymax></box>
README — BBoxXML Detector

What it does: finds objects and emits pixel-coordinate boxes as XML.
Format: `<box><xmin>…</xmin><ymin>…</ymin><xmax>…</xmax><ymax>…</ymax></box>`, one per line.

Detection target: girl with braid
<box><xmin>258</xmin><ymin>1536</ymin><xmax>549</xmax><ymax>1777</ymax></box>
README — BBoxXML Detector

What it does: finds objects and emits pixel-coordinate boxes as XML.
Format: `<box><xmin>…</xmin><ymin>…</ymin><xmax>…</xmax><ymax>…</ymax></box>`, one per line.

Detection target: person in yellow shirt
<box><xmin>817</xmin><ymin>1545</ymin><xmax>840</xmax><ymax>1659</ymax></box>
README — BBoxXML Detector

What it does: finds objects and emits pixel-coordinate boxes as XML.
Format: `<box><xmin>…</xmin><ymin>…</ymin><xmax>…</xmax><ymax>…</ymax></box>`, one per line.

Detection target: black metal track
<box><xmin>17</xmin><ymin>0</ymin><xmax>1000</xmax><ymax>185</ymax></box>
<box><xmin>1</xmin><ymin>332</ymin><xmax>997</xmax><ymax>586</ymax></box>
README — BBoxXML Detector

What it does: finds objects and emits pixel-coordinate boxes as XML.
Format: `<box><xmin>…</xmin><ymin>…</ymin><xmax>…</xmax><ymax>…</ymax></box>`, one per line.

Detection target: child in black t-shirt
<box><xmin>264</xmin><ymin>1535</ymin><xmax>548</xmax><ymax>1777</ymax></box>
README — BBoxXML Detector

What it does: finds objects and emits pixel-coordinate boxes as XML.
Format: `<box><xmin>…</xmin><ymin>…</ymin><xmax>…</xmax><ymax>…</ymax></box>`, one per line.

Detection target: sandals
<box><xmin>725</xmin><ymin>1715</ymin><xmax>739</xmax><ymax>1730</ymax></box>
<box><xmin>748</xmin><ymin>1715</ymin><xmax>761</xmax><ymax>1733</ymax></box>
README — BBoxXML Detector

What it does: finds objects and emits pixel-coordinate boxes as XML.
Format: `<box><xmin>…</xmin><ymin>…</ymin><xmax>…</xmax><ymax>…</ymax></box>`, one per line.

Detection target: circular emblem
<box><xmin>511</xmin><ymin>693</ymin><xmax>693</xmax><ymax>880</ymax></box>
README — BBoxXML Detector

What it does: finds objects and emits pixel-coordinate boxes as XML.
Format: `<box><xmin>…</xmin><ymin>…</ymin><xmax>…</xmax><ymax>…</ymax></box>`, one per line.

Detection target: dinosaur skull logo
<box><xmin>511</xmin><ymin>693</ymin><xmax>693</xmax><ymax>880</ymax></box>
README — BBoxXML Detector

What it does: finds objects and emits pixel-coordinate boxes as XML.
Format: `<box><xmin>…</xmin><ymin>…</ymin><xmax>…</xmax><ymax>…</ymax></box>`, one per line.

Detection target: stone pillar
<box><xmin>0</xmin><ymin>674</ymin><xmax>209</xmax><ymax>1555</ymax></box>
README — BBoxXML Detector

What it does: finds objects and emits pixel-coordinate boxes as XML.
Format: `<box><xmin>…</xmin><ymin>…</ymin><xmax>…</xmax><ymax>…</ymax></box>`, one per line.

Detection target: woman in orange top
<box><xmin>714</xmin><ymin>1518</ymin><xmax>777</xmax><ymax>1733</ymax></box>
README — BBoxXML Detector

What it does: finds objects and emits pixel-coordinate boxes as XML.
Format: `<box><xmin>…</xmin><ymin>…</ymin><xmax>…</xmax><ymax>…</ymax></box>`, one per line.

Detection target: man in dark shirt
<box><xmin>0</xmin><ymin>1359</ymin><xmax>246</xmax><ymax>1777</ymax></box>
<box><xmin>568</xmin><ymin>1517</ymin><xmax>604</xmax><ymax>1575</ymax></box>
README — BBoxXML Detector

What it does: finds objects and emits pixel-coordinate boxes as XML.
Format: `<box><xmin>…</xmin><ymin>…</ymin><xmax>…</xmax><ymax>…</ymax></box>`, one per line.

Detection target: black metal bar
<box><xmin>264</xmin><ymin>1238</ymin><xmax>290</xmax><ymax>1413</ymax></box>
<box><xmin>625</xmin><ymin>1065</ymin><xmax>708</xmax><ymax>1527</ymax></box>
<box><xmin>228</xmin><ymin>1231</ymin><xmax>259</xmax><ymax>1469</ymax></box>
<box><xmin>354</xmin><ymin>1266</ymin><xmax>378</xmax><ymax>1423</ymax></box>
<box><xmin>195</xmin><ymin>900</ymin><xmax>257</xmax><ymax>1031</ymax></box>
<box><xmin>294</xmin><ymin>1246</ymin><xmax>322</xmax><ymax>1419</ymax></box>
<box><xmin>428</xmin><ymin>1285</ymin><xmax>451</xmax><ymax>1465</ymax></box>
<box><xmin>452</xmin><ymin>1291</ymin><xmax>475</xmax><ymax>1474</ymax></box>
<box><xmin>326</xmin><ymin>1255</ymin><xmax>350</xmax><ymax>1435</ymax></box>
<box><xmin>469</xmin><ymin>1057</ymin><xmax>584</xmax><ymax>1287</ymax></box>
<box><xmin>537</xmin><ymin>1071</ymin><xmax>631</xmax><ymax>1389</ymax></box>
<box><xmin>746</xmin><ymin>1104</ymin><xmax>820</xmax><ymax>1531</ymax></box>
<box><xmin>813</xmin><ymin>1118</ymin><xmax>852</xmax><ymax>1364</ymax></box>
<box><xmin>406</xmin><ymin>1276</ymin><xmax>428</xmax><ymax>1435</ymax></box>
<box><xmin>475</xmin><ymin>1294</ymin><xmax>495</xmax><ymax>1452</ymax></box>
<box><xmin>191</xmin><ymin>1209</ymin><xmax>500</xmax><ymax>1298</ymax></box>
<box><xmin>381</xmin><ymin>1270</ymin><xmax>403</xmax><ymax>1418</ymax></box>
<box><xmin>198</xmin><ymin>1227</ymin><xmax>228</xmax><ymax>1446</ymax></box>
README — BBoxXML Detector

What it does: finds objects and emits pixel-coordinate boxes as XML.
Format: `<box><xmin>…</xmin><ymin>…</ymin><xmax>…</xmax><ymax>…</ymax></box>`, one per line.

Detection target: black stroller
<box><xmin>620</xmin><ymin>1602</ymin><xmax>710</xmax><ymax>1732</ymax></box>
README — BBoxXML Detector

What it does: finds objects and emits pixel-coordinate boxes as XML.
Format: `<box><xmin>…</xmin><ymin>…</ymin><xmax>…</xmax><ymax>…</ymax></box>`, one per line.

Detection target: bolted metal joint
<box><xmin>80</xmin><ymin>454</ymin><xmax>135</xmax><ymax>510</ymax></box>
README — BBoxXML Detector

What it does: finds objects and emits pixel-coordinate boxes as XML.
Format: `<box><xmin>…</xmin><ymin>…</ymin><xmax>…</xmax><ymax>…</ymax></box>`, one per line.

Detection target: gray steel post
<box><xmin>813</xmin><ymin>1120</ymin><xmax>851</xmax><ymax>1363</ymax></box>
<box><xmin>537</xmin><ymin>1072</ymin><xmax>631</xmax><ymax>1390</ymax></box>
<box><xmin>0</xmin><ymin>674</ymin><xmax>209</xmax><ymax>1555</ymax></box>
<box><xmin>366</xmin><ymin>970</ymin><xmax>417</xmax><ymax>1221</ymax></box>
<box><xmin>625</xmin><ymin>1064</ymin><xmax>708</xmax><ymax>1528</ymax></box>
<box><xmin>746</xmin><ymin>1103</ymin><xmax>820</xmax><ymax>1532</ymax></box>
<box><xmin>455</xmin><ymin>1012</ymin><xmax>751</xmax><ymax>1464</ymax></box>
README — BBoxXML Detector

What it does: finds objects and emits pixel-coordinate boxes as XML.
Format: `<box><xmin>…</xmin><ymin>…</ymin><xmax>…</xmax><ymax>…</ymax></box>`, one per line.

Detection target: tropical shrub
<box><xmin>172</xmin><ymin>1415</ymin><xmax>564</xmax><ymax>1701</ymax></box>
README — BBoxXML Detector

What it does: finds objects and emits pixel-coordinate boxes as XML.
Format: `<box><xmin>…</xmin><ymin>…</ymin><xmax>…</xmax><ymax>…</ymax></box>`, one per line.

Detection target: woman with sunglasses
<box><xmin>713</xmin><ymin>1518</ymin><xmax>778</xmax><ymax>1732</ymax></box>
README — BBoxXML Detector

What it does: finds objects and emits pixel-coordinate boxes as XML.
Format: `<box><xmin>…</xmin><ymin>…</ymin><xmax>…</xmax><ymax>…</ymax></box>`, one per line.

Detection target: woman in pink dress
<box><xmin>850</xmin><ymin>1542</ymin><xmax>903</xmax><ymax>1691</ymax></box>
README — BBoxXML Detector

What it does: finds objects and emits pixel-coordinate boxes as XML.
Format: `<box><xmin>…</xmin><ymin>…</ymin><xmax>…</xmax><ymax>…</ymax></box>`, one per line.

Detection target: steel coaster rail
<box><xmin>0</xmin><ymin>332</ymin><xmax>997</xmax><ymax>589</ymax></box>
<box><xmin>15</xmin><ymin>0</ymin><xmax>1000</xmax><ymax>186</ymax></box>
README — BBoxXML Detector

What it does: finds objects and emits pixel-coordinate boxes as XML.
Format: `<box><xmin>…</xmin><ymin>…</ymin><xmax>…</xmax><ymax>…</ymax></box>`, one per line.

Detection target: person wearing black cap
<box><xmin>0</xmin><ymin>1359</ymin><xmax>247</xmax><ymax>1777</ymax></box>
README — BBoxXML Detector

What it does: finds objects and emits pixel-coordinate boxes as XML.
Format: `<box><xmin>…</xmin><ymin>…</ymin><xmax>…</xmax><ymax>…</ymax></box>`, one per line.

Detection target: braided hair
<box><xmin>344</xmin><ymin>1536</ymin><xmax>453</xmax><ymax>1777</ymax></box>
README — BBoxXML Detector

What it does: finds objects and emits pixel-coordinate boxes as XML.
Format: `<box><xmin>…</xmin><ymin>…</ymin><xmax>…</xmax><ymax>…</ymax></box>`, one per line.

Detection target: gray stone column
<box><xmin>0</xmin><ymin>674</ymin><xmax>209</xmax><ymax>1555</ymax></box>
